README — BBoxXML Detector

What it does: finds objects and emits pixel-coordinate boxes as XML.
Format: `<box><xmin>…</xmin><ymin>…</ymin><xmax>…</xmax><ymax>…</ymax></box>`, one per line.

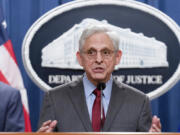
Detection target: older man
<box><xmin>0</xmin><ymin>82</ymin><xmax>24</xmax><ymax>132</ymax></box>
<box><xmin>38</xmin><ymin>25</ymin><xmax>161</xmax><ymax>132</ymax></box>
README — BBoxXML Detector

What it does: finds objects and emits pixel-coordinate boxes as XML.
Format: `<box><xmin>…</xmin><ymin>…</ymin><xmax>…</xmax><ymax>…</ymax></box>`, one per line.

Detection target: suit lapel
<box><xmin>103</xmin><ymin>80</ymin><xmax>126</xmax><ymax>131</ymax></box>
<box><xmin>68</xmin><ymin>79</ymin><xmax>92</xmax><ymax>131</ymax></box>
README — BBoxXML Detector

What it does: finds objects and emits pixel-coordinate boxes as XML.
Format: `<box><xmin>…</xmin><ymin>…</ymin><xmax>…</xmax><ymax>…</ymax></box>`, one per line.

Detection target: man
<box><xmin>0</xmin><ymin>82</ymin><xmax>24</xmax><ymax>131</ymax></box>
<box><xmin>38</xmin><ymin>25</ymin><xmax>161</xmax><ymax>132</ymax></box>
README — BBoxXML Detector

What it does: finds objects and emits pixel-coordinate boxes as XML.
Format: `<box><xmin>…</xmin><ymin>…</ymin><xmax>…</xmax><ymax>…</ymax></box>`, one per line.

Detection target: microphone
<box><xmin>97</xmin><ymin>82</ymin><xmax>106</xmax><ymax>131</ymax></box>
<box><xmin>97</xmin><ymin>83</ymin><xmax>106</xmax><ymax>91</ymax></box>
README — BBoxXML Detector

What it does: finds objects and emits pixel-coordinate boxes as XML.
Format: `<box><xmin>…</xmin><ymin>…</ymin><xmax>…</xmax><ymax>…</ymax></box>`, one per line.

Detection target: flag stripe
<box><xmin>0</xmin><ymin>71</ymin><xmax>9</xmax><ymax>84</ymax></box>
<box><xmin>4</xmin><ymin>40</ymin><xmax>17</xmax><ymax>64</ymax></box>
<box><xmin>23</xmin><ymin>106</ymin><xmax>32</xmax><ymax>131</ymax></box>
<box><xmin>0</xmin><ymin>45</ymin><xmax>23</xmax><ymax>89</ymax></box>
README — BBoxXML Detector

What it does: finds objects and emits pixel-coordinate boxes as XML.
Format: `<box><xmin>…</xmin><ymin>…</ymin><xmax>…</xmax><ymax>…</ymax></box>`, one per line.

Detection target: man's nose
<box><xmin>95</xmin><ymin>52</ymin><xmax>103</xmax><ymax>63</ymax></box>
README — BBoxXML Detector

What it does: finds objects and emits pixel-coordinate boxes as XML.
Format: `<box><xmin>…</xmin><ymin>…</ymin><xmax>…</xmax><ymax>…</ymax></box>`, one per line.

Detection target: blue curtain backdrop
<box><xmin>0</xmin><ymin>0</ymin><xmax>180</xmax><ymax>132</ymax></box>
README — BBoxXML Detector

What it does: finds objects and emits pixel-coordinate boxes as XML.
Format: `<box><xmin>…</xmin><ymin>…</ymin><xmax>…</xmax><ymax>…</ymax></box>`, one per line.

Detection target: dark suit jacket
<box><xmin>0</xmin><ymin>82</ymin><xmax>24</xmax><ymax>132</ymax></box>
<box><xmin>39</xmin><ymin>78</ymin><xmax>152</xmax><ymax>132</ymax></box>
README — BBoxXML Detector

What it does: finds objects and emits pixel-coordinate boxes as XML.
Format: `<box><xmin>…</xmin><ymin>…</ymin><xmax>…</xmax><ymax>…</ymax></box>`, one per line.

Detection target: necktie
<box><xmin>92</xmin><ymin>88</ymin><xmax>105</xmax><ymax>132</ymax></box>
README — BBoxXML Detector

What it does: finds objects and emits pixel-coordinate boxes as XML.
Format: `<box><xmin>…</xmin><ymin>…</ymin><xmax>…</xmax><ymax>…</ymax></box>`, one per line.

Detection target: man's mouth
<box><xmin>93</xmin><ymin>67</ymin><xmax>105</xmax><ymax>73</ymax></box>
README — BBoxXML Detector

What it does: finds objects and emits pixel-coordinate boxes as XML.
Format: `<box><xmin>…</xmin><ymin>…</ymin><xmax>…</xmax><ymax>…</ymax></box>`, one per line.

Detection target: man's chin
<box><xmin>93</xmin><ymin>75</ymin><xmax>106</xmax><ymax>83</ymax></box>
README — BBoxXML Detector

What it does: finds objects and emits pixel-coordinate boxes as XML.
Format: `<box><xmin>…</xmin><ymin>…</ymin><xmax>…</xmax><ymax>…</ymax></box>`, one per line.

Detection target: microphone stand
<box><xmin>97</xmin><ymin>83</ymin><xmax>106</xmax><ymax>131</ymax></box>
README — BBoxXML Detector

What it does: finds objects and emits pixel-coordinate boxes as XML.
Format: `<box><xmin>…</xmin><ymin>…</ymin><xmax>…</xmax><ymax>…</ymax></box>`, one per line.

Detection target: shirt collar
<box><xmin>83</xmin><ymin>73</ymin><xmax>113</xmax><ymax>99</ymax></box>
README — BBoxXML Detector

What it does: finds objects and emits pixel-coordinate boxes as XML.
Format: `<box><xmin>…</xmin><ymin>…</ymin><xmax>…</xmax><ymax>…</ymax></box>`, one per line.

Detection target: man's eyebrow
<box><xmin>86</xmin><ymin>47</ymin><xmax>112</xmax><ymax>51</ymax></box>
<box><xmin>86</xmin><ymin>47</ymin><xmax>96</xmax><ymax>51</ymax></box>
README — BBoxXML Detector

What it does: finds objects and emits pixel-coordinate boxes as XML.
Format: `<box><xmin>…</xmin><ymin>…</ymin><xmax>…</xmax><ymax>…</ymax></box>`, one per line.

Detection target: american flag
<box><xmin>0</xmin><ymin>7</ymin><xmax>31</xmax><ymax>131</ymax></box>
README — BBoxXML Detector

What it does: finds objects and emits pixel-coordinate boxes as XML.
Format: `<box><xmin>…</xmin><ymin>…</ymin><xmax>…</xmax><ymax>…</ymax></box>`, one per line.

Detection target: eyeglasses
<box><xmin>81</xmin><ymin>49</ymin><xmax>116</xmax><ymax>60</ymax></box>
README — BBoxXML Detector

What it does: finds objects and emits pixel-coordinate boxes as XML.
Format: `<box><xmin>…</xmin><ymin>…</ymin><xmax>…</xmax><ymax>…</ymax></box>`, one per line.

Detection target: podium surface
<box><xmin>0</xmin><ymin>133</ymin><xmax>179</xmax><ymax>135</ymax></box>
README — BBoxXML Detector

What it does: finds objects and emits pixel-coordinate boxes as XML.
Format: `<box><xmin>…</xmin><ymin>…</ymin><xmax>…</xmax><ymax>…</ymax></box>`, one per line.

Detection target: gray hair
<box><xmin>79</xmin><ymin>25</ymin><xmax>119</xmax><ymax>52</ymax></box>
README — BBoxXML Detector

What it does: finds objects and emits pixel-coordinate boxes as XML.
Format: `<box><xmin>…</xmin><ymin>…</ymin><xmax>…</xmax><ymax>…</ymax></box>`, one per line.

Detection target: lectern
<box><xmin>0</xmin><ymin>133</ymin><xmax>179</xmax><ymax>135</ymax></box>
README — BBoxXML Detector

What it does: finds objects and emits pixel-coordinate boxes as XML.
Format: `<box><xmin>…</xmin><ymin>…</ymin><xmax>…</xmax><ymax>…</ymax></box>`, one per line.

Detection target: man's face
<box><xmin>77</xmin><ymin>32</ymin><xmax>122</xmax><ymax>85</ymax></box>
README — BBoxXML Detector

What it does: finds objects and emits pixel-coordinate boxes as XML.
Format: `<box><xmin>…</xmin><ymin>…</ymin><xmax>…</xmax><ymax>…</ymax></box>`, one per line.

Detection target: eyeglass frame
<box><xmin>80</xmin><ymin>48</ymin><xmax>118</xmax><ymax>60</ymax></box>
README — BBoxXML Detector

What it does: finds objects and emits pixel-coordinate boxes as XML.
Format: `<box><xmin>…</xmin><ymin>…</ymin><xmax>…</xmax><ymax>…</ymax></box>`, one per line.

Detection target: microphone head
<box><xmin>97</xmin><ymin>83</ymin><xmax>106</xmax><ymax>91</ymax></box>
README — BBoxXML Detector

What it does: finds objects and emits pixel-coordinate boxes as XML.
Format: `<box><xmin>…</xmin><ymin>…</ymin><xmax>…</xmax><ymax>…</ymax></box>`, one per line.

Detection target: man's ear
<box><xmin>76</xmin><ymin>51</ymin><xmax>83</xmax><ymax>66</ymax></box>
<box><xmin>115</xmin><ymin>50</ymin><xmax>122</xmax><ymax>65</ymax></box>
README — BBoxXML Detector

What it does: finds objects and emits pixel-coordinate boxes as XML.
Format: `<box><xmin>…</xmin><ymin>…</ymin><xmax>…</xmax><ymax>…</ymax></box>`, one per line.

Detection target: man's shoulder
<box><xmin>0</xmin><ymin>82</ymin><xmax>20</xmax><ymax>96</ymax></box>
<box><xmin>0</xmin><ymin>82</ymin><xmax>21</xmax><ymax>111</ymax></box>
<box><xmin>49</xmin><ymin>77</ymin><xmax>83</xmax><ymax>94</ymax></box>
<box><xmin>113</xmin><ymin>79</ymin><xmax>147</xmax><ymax>98</ymax></box>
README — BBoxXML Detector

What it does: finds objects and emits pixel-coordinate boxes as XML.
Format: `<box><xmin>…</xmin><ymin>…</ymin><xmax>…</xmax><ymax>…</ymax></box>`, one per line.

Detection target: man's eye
<box><xmin>103</xmin><ymin>50</ymin><xmax>110</xmax><ymax>55</ymax></box>
<box><xmin>88</xmin><ymin>50</ymin><xmax>96</xmax><ymax>55</ymax></box>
